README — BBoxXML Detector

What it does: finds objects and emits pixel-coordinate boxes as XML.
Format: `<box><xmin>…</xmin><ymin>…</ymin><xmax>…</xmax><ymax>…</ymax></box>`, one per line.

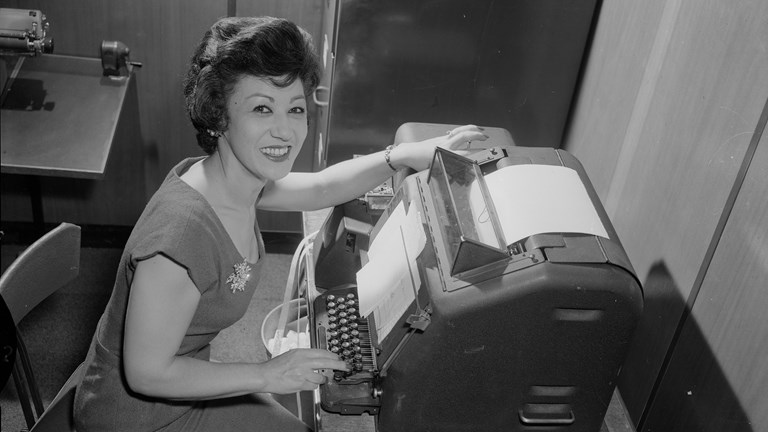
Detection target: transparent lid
<box><xmin>427</xmin><ymin>148</ymin><xmax>509</xmax><ymax>275</ymax></box>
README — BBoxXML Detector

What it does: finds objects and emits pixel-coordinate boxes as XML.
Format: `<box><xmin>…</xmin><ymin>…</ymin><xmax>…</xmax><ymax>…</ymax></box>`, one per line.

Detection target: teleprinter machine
<box><xmin>302</xmin><ymin>124</ymin><xmax>643</xmax><ymax>432</ymax></box>
<box><xmin>0</xmin><ymin>8</ymin><xmax>53</xmax><ymax>56</ymax></box>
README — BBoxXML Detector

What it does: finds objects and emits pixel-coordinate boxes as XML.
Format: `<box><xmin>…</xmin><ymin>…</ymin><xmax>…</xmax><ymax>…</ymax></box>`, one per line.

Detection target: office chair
<box><xmin>0</xmin><ymin>222</ymin><xmax>81</xmax><ymax>431</ymax></box>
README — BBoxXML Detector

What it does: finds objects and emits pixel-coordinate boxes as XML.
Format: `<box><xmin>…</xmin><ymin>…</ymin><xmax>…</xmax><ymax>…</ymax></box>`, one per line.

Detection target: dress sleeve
<box><xmin>128</xmin><ymin>201</ymin><xmax>220</xmax><ymax>295</ymax></box>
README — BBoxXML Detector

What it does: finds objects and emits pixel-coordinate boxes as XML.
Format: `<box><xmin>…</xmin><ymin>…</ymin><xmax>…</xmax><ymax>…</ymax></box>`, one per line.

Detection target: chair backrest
<box><xmin>0</xmin><ymin>223</ymin><xmax>81</xmax><ymax>430</ymax></box>
<box><xmin>0</xmin><ymin>223</ymin><xmax>81</xmax><ymax>325</ymax></box>
<box><xmin>29</xmin><ymin>362</ymin><xmax>85</xmax><ymax>432</ymax></box>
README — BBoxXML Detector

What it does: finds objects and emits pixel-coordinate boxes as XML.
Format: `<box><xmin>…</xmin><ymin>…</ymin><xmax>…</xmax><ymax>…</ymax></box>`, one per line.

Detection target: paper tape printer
<box><xmin>301</xmin><ymin>123</ymin><xmax>643</xmax><ymax>432</ymax></box>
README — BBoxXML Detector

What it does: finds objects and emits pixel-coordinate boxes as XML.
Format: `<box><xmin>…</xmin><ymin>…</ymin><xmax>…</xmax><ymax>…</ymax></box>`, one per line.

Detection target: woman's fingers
<box><xmin>305</xmin><ymin>370</ymin><xmax>328</xmax><ymax>385</ymax></box>
<box><xmin>446</xmin><ymin>124</ymin><xmax>483</xmax><ymax>137</ymax></box>
<box><xmin>446</xmin><ymin>130</ymin><xmax>489</xmax><ymax>150</ymax></box>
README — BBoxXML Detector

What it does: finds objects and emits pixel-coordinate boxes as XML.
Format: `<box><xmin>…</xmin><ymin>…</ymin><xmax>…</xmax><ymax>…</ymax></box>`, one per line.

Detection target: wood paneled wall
<box><xmin>1</xmin><ymin>0</ymin><xmax>323</xmax><ymax>231</ymax></box>
<box><xmin>564</xmin><ymin>0</ymin><xmax>768</xmax><ymax>429</ymax></box>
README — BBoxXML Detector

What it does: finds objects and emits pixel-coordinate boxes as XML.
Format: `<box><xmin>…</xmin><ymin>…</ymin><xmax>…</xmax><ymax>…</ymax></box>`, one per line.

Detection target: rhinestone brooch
<box><xmin>227</xmin><ymin>258</ymin><xmax>252</xmax><ymax>293</ymax></box>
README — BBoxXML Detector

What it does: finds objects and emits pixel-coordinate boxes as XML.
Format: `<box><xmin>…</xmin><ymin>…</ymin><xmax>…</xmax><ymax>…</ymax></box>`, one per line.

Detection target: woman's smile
<box><xmin>260</xmin><ymin>145</ymin><xmax>292</xmax><ymax>162</ymax></box>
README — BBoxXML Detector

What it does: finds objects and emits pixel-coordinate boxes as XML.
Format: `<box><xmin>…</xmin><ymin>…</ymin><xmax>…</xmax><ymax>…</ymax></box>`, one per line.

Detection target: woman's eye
<box><xmin>253</xmin><ymin>105</ymin><xmax>272</xmax><ymax>114</ymax></box>
<box><xmin>289</xmin><ymin>107</ymin><xmax>306</xmax><ymax>115</ymax></box>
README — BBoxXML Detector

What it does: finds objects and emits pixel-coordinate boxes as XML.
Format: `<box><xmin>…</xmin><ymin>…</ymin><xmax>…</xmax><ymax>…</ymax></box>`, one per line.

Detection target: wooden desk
<box><xmin>1</xmin><ymin>54</ymin><xmax>144</xmax><ymax>227</ymax></box>
<box><xmin>302</xmin><ymin>209</ymin><xmax>377</xmax><ymax>432</ymax></box>
<box><xmin>1</xmin><ymin>55</ymin><xmax>132</xmax><ymax>178</ymax></box>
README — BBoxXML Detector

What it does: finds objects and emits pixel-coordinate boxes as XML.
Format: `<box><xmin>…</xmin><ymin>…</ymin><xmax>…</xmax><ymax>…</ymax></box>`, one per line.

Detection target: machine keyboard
<box><xmin>314</xmin><ymin>288</ymin><xmax>377</xmax><ymax>382</ymax></box>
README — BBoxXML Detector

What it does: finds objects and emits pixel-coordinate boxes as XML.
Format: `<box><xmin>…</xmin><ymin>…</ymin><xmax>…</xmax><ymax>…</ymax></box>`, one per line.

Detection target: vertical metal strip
<box><xmin>639</xmin><ymin>96</ymin><xmax>768</xmax><ymax>430</ymax></box>
<box><xmin>227</xmin><ymin>0</ymin><xmax>237</xmax><ymax>17</ymax></box>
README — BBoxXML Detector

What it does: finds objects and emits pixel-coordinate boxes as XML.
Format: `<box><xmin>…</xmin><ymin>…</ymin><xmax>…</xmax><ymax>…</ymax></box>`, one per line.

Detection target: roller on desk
<box><xmin>303</xmin><ymin>123</ymin><xmax>643</xmax><ymax>432</ymax></box>
<box><xmin>0</xmin><ymin>8</ymin><xmax>53</xmax><ymax>56</ymax></box>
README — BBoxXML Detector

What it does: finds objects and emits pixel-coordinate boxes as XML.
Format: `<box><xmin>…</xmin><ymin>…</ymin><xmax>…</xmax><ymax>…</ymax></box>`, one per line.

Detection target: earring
<box><xmin>206</xmin><ymin>129</ymin><xmax>219</xmax><ymax>137</ymax></box>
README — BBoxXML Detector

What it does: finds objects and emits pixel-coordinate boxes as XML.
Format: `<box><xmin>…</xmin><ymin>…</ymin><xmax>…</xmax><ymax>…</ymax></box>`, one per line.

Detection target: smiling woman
<box><xmin>71</xmin><ymin>15</ymin><xmax>487</xmax><ymax>432</ymax></box>
<box><xmin>219</xmin><ymin>77</ymin><xmax>308</xmax><ymax>182</ymax></box>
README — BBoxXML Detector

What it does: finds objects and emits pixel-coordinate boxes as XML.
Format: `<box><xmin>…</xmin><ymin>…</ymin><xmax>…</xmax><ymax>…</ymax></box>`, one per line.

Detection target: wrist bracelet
<box><xmin>384</xmin><ymin>145</ymin><xmax>397</xmax><ymax>171</ymax></box>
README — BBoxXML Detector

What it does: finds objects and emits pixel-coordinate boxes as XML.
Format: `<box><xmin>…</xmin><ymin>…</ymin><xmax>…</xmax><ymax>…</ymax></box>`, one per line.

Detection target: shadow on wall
<box><xmin>619</xmin><ymin>261</ymin><xmax>753</xmax><ymax>432</ymax></box>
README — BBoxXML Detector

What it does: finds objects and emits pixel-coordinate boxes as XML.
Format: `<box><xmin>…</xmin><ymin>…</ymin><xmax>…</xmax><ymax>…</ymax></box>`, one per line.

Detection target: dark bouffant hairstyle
<box><xmin>183</xmin><ymin>16</ymin><xmax>320</xmax><ymax>154</ymax></box>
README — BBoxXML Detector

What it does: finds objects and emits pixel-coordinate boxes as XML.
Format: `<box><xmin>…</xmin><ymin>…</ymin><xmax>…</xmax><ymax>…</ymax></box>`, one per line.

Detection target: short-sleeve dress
<box><xmin>73</xmin><ymin>157</ymin><xmax>310</xmax><ymax>432</ymax></box>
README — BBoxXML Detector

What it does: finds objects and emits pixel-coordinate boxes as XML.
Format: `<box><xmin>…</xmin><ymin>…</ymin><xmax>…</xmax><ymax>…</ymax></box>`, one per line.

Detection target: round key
<box><xmin>327</xmin><ymin>294</ymin><xmax>336</xmax><ymax>302</ymax></box>
<box><xmin>340</xmin><ymin>333</ymin><xmax>350</xmax><ymax>340</ymax></box>
<box><xmin>330</xmin><ymin>346</ymin><xmax>340</xmax><ymax>353</ymax></box>
<box><xmin>327</xmin><ymin>301</ymin><xmax>336</xmax><ymax>309</ymax></box>
<box><xmin>329</xmin><ymin>339</ymin><xmax>339</xmax><ymax>346</ymax></box>
<box><xmin>347</xmin><ymin>314</ymin><xmax>357</xmax><ymax>322</ymax></box>
<box><xmin>328</xmin><ymin>315</ymin><xmax>337</xmax><ymax>322</ymax></box>
<box><xmin>339</xmin><ymin>318</ymin><xmax>348</xmax><ymax>325</ymax></box>
<box><xmin>349</xmin><ymin>322</ymin><xmax>359</xmax><ymax>329</ymax></box>
<box><xmin>351</xmin><ymin>338</ymin><xmax>360</xmax><ymax>345</ymax></box>
<box><xmin>337</xmin><ymin>303</ymin><xmax>347</xmax><ymax>310</ymax></box>
<box><xmin>347</xmin><ymin>293</ymin><xmax>356</xmax><ymax>299</ymax></box>
<box><xmin>350</xmin><ymin>329</ymin><xmax>359</xmax><ymax>337</ymax></box>
<box><xmin>328</xmin><ymin>330</ymin><xmax>338</xmax><ymax>338</ymax></box>
<box><xmin>327</xmin><ymin>308</ymin><xmax>337</xmax><ymax>315</ymax></box>
<box><xmin>347</xmin><ymin>307</ymin><xmax>357</xmax><ymax>314</ymax></box>
<box><xmin>328</xmin><ymin>322</ymin><xmax>337</xmax><ymax>330</ymax></box>
<box><xmin>339</xmin><ymin>326</ymin><xmax>349</xmax><ymax>333</ymax></box>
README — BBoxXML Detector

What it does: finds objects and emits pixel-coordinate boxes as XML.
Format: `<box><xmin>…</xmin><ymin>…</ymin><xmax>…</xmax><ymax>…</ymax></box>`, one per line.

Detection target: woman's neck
<box><xmin>183</xmin><ymin>152</ymin><xmax>266</xmax><ymax>213</ymax></box>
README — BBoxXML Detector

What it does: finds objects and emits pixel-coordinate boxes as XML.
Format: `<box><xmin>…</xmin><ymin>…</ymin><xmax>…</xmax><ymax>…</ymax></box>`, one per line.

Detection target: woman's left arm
<box><xmin>259</xmin><ymin>125</ymin><xmax>488</xmax><ymax>211</ymax></box>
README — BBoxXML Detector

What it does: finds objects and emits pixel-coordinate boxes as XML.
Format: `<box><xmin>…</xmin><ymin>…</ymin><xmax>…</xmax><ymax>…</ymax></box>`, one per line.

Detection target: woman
<box><xmin>74</xmin><ymin>16</ymin><xmax>486</xmax><ymax>431</ymax></box>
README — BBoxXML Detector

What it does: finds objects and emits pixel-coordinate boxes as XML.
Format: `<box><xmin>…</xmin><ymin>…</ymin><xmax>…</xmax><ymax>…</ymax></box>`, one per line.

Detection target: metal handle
<box><xmin>313</xmin><ymin>86</ymin><xmax>330</xmax><ymax>107</ymax></box>
<box><xmin>518</xmin><ymin>407</ymin><xmax>575</xmax><ymax>425</ymax></box>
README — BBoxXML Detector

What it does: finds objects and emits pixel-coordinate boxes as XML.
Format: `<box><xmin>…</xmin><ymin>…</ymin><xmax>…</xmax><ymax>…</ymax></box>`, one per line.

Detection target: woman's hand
<box><xmin>390</xmin><ymin>124</ymin><xmax>489</xmax><ymax>172</ymax></box>
<box><xmin>258</xmin><ymin>348</ymin><xmax>349</xmax><ymax>394</ymax></box>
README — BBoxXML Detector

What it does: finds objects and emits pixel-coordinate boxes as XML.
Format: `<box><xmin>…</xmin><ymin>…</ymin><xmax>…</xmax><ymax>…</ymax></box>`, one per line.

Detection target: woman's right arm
<box><xmin>123</xmin><ymin>254</ymin><xmax>347</xmax><ymax>400</ymax></box>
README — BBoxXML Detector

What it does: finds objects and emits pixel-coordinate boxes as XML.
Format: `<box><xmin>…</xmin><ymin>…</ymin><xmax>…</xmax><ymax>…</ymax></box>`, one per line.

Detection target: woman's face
<box><xmin>222</xmin><ymin>75</ymin><xmax>308</xmax><ymax>181</ymax></box>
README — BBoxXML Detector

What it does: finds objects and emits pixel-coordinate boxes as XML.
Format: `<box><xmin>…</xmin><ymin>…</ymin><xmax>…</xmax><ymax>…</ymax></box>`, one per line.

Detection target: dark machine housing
<box><xmin>306</xmin><ymin>124</ymin><xmax>643</xmax><ymax>432</ymax></box>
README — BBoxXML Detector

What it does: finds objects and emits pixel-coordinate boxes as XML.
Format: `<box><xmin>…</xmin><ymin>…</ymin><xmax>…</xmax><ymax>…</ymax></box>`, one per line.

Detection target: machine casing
<box><xmin>308</xmin><ymin>124</ymin><xmax>643</xmax><ymax>431</ymax></box>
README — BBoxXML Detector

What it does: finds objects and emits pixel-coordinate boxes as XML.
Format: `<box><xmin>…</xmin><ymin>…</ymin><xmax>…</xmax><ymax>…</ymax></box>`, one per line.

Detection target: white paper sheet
<box><xmin>470</xmin><ymin>164</ymin><xmax>608</xmax><ymax>246</ymax></box>
<box><xmin>356</xmin><ymin>200</ymin><xmax>426</xmax><ymax>343</ymax></box>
